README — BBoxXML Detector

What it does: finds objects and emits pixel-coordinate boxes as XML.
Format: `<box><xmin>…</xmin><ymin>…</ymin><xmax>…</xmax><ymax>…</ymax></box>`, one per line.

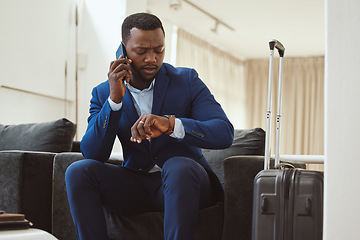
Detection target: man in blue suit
<box><xmin>65</xmin><ymin>13</ymin><xmax>234</xmax><ymax>240</ymax></box>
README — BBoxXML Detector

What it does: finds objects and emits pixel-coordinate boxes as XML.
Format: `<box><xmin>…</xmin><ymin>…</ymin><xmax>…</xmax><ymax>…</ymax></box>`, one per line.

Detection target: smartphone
<box><xmin>116</xmin><ymin>42</ymin><xmax>127</xmax><ymax>59</ymax></box>
<box><xmin>115</xmin><ymin>42</ymin><xmax>130</xmax><ymax>82</ymax></box>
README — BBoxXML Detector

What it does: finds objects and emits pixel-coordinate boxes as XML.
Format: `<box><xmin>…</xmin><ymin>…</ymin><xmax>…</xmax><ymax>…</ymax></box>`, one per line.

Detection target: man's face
<box><xmin>124</xmin><ymin>28</ymin><xmax>165</xmax><ymax>87</ymax></box>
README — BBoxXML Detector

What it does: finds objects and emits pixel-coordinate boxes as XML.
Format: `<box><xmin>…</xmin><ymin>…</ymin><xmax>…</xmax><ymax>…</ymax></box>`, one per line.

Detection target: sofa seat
<box><xmin>52</xmin><ymin>128</ymin><xmax>270</xmax><ymax>240</ymax></box>
<box><xmin>52</xmin><ymin>152</ymin><xmax>225</xmax><ymax>240</ymax></box>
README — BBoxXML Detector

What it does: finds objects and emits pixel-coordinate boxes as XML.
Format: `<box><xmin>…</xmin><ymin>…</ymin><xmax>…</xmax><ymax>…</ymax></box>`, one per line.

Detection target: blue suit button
<box><xmin>103</xmin><ymin>115</ymin><xmax>108</xmax><ymax>128</ymax></box>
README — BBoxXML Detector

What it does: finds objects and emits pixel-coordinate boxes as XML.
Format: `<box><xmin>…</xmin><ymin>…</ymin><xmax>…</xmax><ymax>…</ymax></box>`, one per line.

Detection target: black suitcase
<box><xmin>251</xmin><ymin>40</ymin><xmax>324</xmax><ymax>240</ymax></box>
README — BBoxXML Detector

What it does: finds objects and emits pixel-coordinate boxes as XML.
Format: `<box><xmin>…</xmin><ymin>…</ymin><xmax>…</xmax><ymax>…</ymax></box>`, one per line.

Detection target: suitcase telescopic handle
<box><xmin>269</xmin><ymin>40</ymin><xmax>285</xmax><ymax>57</ymax></box>
<box><xmin>264</xmin><ymin>39</ymin><xmax>285</xmax><ymax>170</ymax></box>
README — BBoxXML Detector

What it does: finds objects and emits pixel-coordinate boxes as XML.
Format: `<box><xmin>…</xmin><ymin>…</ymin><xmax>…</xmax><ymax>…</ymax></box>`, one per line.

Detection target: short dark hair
<box><xmin>122</xmin><ymin>13</ymin><xmax>165</xmax><ymax>44</ymax></box>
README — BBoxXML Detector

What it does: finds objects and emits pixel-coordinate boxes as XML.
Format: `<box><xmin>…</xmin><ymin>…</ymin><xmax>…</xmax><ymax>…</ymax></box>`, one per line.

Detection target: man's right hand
<box><xmin>108</xmin><ymin>55</ymin><xmax>132</xmax><ymax>103</ymax></box>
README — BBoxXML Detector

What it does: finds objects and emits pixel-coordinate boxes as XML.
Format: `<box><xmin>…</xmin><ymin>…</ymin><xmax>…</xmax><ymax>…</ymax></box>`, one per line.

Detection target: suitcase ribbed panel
<box><xmin>252</xmin><ymin>169</ymin><xmax>284</xmax><ymax>240</ymax></box>
<box><xmin>292</xmin><ymin>170</ymin><xmax>323</xmax><ymax>240</ymax></box>
<box><xmin>252</xmin><ymin>169</ymin><xmax>323</xmax><ymax>240</ymax></box>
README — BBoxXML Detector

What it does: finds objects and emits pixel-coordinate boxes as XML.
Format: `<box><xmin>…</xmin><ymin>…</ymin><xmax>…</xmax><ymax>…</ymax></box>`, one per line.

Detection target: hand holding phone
<box><xmin>108</xmin><ymin>42</ymin><xmax>132</xmax><ymax>103</ymax></box>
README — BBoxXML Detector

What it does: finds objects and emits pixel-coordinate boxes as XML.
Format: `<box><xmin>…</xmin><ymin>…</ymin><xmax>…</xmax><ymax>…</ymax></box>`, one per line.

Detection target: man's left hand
<box><xmin>130</xmin><ymin>114</ymin><xmax>172</xmax><ymax>143</ymax></box>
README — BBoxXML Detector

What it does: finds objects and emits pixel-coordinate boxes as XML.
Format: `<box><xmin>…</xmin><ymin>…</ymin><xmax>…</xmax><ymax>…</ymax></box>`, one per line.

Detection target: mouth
<box><xmin>142</xmin><ymin>65</ymin><xmax>158</xmax><ymax>75</ymax></box>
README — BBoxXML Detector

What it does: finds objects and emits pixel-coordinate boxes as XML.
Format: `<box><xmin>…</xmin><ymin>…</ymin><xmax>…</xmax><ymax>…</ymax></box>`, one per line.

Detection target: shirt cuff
<box><xmin>108</xmin><ymin>97</ymin><xmax>122</xmax><ymax>111</ymax></box>
<box><xmin>170</xmin><ymin>118</ymin><xmax>185</xmax><ymax>139</ymax></box>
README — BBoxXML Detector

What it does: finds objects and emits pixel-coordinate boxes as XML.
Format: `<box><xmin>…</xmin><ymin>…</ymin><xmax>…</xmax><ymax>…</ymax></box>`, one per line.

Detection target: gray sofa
<box><xmin>1</xmin><ymin>119</ymin><xmax>301</xmax><ymax>240</ymax></box>
<box><xmin>0</xmin><ymin>118</ymin><xmax>77</xmax><ymax>233</ymax></box>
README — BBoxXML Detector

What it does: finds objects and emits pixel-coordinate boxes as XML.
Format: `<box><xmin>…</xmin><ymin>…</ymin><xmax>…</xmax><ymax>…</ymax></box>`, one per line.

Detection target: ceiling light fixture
<box><xmin>211</xmin><ymin>20</ymin><xmax>219</xmax><ymax>33</ymax></box>
<box><xmin>182</xmin><ymin>0</ymin><xmax>235</xmax><ymax>33</ymax></box>
<box><xmin>169</xmin><ymin>0</ymin><xmax>182</xmax><ymax>10</ymax></box>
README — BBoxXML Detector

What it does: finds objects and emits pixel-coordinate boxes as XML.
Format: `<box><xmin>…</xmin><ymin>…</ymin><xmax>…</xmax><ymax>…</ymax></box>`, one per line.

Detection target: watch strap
<box><xmin>163</xmin><ymin>115</ymin><xmax>175</xmax><ymax>135</ymax></box>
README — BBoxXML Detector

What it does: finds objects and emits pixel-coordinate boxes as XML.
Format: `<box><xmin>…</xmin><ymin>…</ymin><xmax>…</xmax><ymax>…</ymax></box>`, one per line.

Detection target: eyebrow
<box><xmin>135</xmin><ymin>45</ymin><xmax>164</xmax><ymax>50</ymax></box>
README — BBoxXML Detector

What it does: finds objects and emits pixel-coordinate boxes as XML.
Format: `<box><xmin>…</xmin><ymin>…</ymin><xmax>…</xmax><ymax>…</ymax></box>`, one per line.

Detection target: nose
<box><xmin>144</xmin><ymin>52</ymin><xmax>156</xmax><ymax>63</ymax></box>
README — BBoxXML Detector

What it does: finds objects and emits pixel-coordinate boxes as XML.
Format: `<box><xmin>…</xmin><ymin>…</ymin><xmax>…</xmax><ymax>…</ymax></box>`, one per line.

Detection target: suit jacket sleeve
<box><xmin>178</xmin><ymin>68</ymin><xmax>234</xmax><ymax>149</ymax></box>
<box><xmin>80</xmin><ymin>83</ymin><xmax>122</xmax><ymax>162</ymax></box>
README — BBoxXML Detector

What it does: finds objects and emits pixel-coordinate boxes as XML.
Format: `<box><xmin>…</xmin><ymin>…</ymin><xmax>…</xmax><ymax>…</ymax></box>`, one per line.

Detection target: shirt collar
<box><xmin>126</xmin><ymin>79</ymin><xmax>156</xmax><ymax>93</ymax></box>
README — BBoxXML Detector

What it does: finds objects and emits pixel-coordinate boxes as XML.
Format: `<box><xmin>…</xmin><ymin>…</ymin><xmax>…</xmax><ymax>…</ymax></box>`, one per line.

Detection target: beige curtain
<box><xmin>176</xmin><ymin>28</ymin><xmax>324</xmax><ymax>157</ymax></box>
<box><xmin>245</xmin><ymin>57</ymin><xmax>324</xmax><ymax>155</ymax></box>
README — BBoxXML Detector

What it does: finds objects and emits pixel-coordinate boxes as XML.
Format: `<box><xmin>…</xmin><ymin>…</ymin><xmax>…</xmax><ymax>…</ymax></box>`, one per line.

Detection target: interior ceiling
<box><xmin>147</xmin><ymin>0</ymin><xmax>325</xmax><ymax>59</ymax></box>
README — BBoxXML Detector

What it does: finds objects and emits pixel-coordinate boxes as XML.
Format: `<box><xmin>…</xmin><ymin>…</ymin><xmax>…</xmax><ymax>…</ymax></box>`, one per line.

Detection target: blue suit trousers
<box><xmin>65</xmin><ymin>156</ymin><xmax>215</xmax><ymax>240</ymax></box>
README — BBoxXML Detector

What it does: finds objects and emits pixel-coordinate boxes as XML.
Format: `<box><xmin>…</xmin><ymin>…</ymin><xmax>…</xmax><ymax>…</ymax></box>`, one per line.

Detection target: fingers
<box><xmin>130</xmin><ymin>114</ymin><xmax>171</xmax><ymax>144</ymax></box>
<box><xmin>130</xmin><ymin>116</ymin><xmax>152</xmax><ymax>144</ymax></box>
<box><xmin>110</xmin><ymin>55</ymin><xmax>132</xmax><ymax>72</ymax></box>
<box><xmin>108</xmin><ymin>56</ymin><xmax>132</xmax><ymax>102</ymax></box>
<box><xmin>109</xmin><ymin>56</ymin><xmax>132</xmax><ymax>83</ymax></box>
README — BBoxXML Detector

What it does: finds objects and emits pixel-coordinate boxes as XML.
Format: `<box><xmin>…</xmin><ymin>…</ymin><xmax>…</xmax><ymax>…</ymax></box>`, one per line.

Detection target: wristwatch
<box><xmin>163</xmin><ymin>115</ymin><xmax>175</xmax><ymax>135</ymax></box>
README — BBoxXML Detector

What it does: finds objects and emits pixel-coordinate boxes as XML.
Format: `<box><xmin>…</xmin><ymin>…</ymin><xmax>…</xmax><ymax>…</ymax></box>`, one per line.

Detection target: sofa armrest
<box><xmin>52</xmin><ymin>152</ymin><xmax>124</xmax><ymax>240</ymax></box>
<box><xmin>0</xmin><ymin>150</ymin><xmax>56</xmax><ymax>233</ymax></box>
<box><xmin>222</xmin><ymin>156</ymin><xmax>264</xmax><ymax>240</ymax></box>
<box><xmin>52</xmin><ymin>152</ymin><xmax>84</xmax><ymax>239</ymax></box>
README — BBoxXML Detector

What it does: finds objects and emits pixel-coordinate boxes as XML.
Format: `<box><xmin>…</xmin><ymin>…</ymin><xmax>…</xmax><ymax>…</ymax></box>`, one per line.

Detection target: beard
<box><xmin>129</xmin><ymin>63</ymin><xmax>160</xmax><ymax>89</ymax></box>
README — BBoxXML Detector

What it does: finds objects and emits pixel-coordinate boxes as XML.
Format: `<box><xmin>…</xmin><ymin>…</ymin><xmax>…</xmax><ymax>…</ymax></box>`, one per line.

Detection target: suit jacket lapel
<box><xmin>152</xmin><ymin>66</ymin><xmax>169</xmax><ymax>116</ymax></box>
<box><xmin>122</xmin><ymin>88</ymin><xmax>139</xmax><ymax>123</ymax></box>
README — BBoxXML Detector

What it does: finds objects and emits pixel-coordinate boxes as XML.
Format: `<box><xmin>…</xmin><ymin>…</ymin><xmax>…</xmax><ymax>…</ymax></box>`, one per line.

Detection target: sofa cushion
<box><xmin>0</xmin><ymin>118</ymin><xmax>76</xmax><ymax>153</ymax></box>
<box><xmin>202</xmin><ymin>128</ymin><xmax>265</xmax><ymax>186</ymax></box>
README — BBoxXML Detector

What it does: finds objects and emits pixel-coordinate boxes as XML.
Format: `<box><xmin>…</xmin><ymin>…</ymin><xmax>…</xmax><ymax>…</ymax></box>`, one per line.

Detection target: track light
<box><xmin>169</xmin><ymin>0</ymin><xmax>235</xmax><ymax>33</ymax></box>
<box><xmin>211</xmin><ymin>21</ymin><xmax>219</xmax><ymax>33</ymax></box>
<box><xmin>169</xmin><ymin>0</ymin><xmax>182</xmax><ymax>10</ymax></box>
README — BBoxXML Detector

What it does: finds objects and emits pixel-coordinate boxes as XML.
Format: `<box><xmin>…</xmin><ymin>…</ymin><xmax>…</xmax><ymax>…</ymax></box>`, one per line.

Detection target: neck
<box><xmin>129</xmin><ymin>76</ymin><xmax>153</xmax><ymax>91</ymax></box>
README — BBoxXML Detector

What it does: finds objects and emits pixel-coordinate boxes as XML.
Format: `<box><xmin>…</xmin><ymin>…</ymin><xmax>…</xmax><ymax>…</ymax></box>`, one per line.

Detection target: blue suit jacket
<box><xmin>81</xmin><ymin>62</ymin><xmax>234</xmax><ymax>201</ymax></box>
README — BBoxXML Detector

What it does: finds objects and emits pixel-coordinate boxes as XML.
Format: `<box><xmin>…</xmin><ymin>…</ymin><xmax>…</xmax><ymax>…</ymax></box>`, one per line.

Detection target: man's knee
<box><xmin>162</xmin><ymin>157</ymin><xmax>195</xmax><ymax>173</ymax></box>
<box><xmin>65</xmin><ymin>159</ymin><xmax>100</xmax><ymax>187</ymax></box>
<box><xmin>161</xmin><ymin>157</ymin><xmax>206</xmax><ymax>184</ymax></box>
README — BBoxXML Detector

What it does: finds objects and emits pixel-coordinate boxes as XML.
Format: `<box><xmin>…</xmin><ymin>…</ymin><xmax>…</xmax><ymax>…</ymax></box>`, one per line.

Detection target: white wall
<box><xmin>324</xmin><ymin>0</ymin><xmax>360</xmax><ymax>239</ymax></box>
<box><xmin>0</xmin><ymin>0</ymin><xmax>76</xmax><ymax>125</ymax></box>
